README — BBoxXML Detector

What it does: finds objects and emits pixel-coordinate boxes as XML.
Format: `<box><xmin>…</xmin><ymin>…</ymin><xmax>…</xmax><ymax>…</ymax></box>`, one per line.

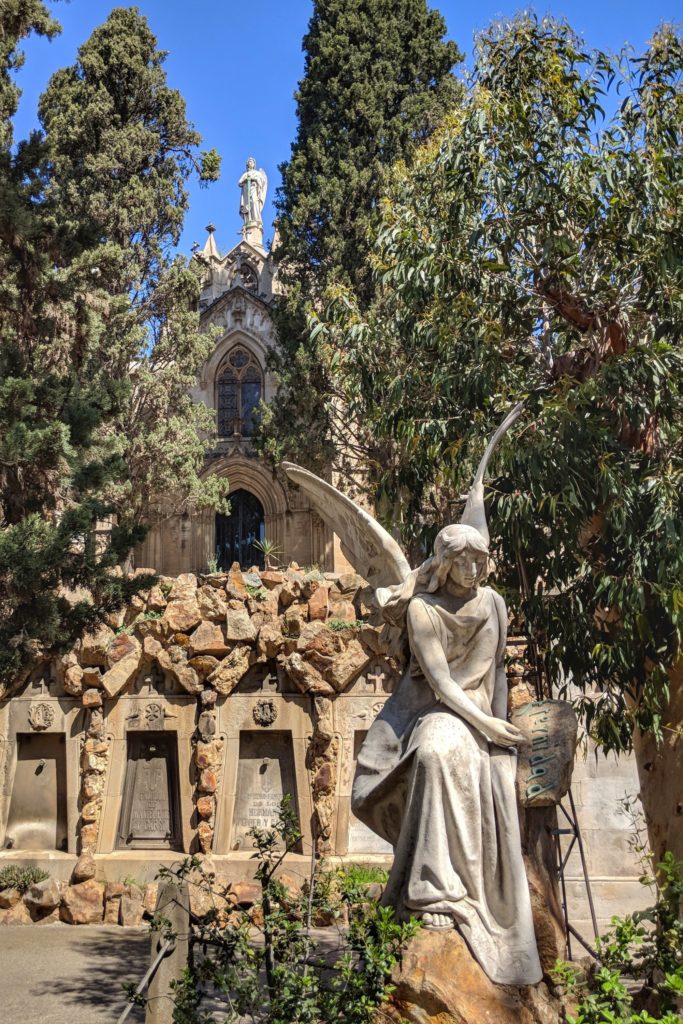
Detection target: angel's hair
<box><xmin>376</xmin><ymin>524</ymin><xmax>490</xmax><ymax>626</ymax></box>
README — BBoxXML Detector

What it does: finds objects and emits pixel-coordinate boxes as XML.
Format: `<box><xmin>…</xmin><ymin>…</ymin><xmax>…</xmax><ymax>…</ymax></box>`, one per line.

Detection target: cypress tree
<box><xmin>259</xmin><ymin>0</ymin><xmax>462</xmax><ymax>469</ymax></box>
<box><xmin>0</xmin><ymin>5</ymin><xmax>220</xmax><ymax>688</ymax></box>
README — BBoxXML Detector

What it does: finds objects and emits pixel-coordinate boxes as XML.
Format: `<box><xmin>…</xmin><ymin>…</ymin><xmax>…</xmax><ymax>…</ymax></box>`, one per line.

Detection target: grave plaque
<box><xmin>231</xmin><ymin>731</ymin><xmax>300</xmax><ymax>851</ymax></box>
<box><xmin>347</xmin><ymin>731</ymin><xmax>392</xmax><ymax>855</ymax></box>
<box><xmin>5</xmin><ymin>733</ymin><xmax>67</xmax><ymax>850</ymax></box>
<box><xmin>117</xmin><ymin>732</ymin><xmax>181</xmax><ymax>849</ymax></box>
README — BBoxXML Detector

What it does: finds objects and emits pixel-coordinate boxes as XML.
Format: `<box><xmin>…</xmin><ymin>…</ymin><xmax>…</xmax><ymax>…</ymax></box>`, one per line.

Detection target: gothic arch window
<box><xmin>216</xmin><ymin>346</ymin><xmax>263</xmax><ymax>438</ymax></box>
<box><xmin>215</xmin><ymin>489</ymin><xmax>265</xmax><ymax>569</ymax></box>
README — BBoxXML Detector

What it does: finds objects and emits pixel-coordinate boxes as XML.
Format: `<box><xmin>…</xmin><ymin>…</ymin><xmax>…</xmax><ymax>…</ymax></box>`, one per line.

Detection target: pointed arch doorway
<box><xmin>215</xmin><ymin>489</ymin><xmax>265</xmax><ymax>570</ymax></box>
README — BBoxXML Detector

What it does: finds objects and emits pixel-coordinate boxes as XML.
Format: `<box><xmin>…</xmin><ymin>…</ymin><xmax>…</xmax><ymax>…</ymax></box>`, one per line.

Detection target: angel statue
<box><xmin>283</xmin><ymin>405</ymin><xmax>542</xmax><ymax>987</ymax></box>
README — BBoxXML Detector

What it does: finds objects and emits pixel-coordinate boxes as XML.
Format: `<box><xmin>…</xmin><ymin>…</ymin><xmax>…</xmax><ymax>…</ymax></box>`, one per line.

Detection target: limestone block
<box><xmin>119</xmin><ymin>887</ymin><xmax>144</xmax><ymax>927</ymax></box>
<box><xmin>195</xmin><ymin>740</ymin><xmax>223</xmax><ymax>770</ymax></box>
<box><xmin>82</xmin><ymin>687</ymin><xmax>103</xmax><ymax>709</ymax></box>
<box><xmin>225</xmin><ymin>607</ymin><xmax>257</xmax><ymax>642</ymax></box>
<box><xmin>230</xmin><ymin>881</ymin><xmax>260</xmax><ymax>907</ymax></box>
<box><xmin>168</xmin><ymin>573</ymin><xmax>198</xmax><ymax>601</ymax></box>
<box><xmin>189</xmin><ymin>655</ymin><xmax>219</xmax><ymax>680</ymax></box>
<box><xmin>0</xmin><ymin>901</ymin><xmax>31</xmax><ymax>925</ymax></box>
<box><xmin>146</xmin><ymin>585</ymin><xmax>168</xmax><ymax>612</ymax></box>
<box><xmin>143</xmin><ymin>883</ymin><xmax>159</xmax><ymax>915</ymax></box>
<box><xmin>197</xmin><ymin>821</ymin><xmax>213</xmax><ymax>853</ymax></box>
<box><xmin>63</xmin><ymin>663</ymin><xmax>84</xmax><ymax>696</ymax></box>
<box><xmin>328</xmin><ymin>599</ymin><xmax>357</xmax><ymax>622</ymax></box>
<box><xmin>383</xmin><ymin>929</ymin><xmax>560</xmax><ymax>1024</ymax></box>
<box><xmin>82</xmin><ymin>666</ymin><xmax>103</xmax><ymax>687</ymax></box>
<box><xmin>196</xmin><ymin>795</ymin><xmax>214</xmax><ymax>820</ymax></box>
<box><xmin>80</xmin><ymin>623</ymin><xmax>115</xmax><ymax>666</ymax></box>
<box><xmin>72</xmin><ymin>851</ymin><xmax>97</xmax><ymax>882</ymax></box>
<box><xmin>198</xmin><ymin>585</ymin><xmax>228</xmax><ymax>622</ymax></box>
<box><xmin>574</xmin><ymin>778</ymin><xmax>634</xmax><ymax>830</ymax></box>
<box><xmin>226</xmin><ymin>565</ymin><xmax>248</xmax><ymax>600</ymax></box>
<box><xmin>198</xmin><ymin>769</ymin><xmax>218</xmax><ymax>793</ymax></box>
<box><xmin>104</xmin><ymin>881</ymin><xmax>125</xmax><ymax>924</ymax></box>
<box><xmin>284</xmin><ymin>652</ymin><xmax>334</xmax><ymax>695</ymax></box>
<box><xmin>0</xmin><ymin>887</ymin><xmax>21</xmax><ymax>908</ymax></box>
<box><xmin>189</xmin><ymin>621</ymin><xmax>228</xmax><ymax>656</ymax></box>
<box><xmin>256</xmin><ymin>622</ymin><xmax>285</xmax><ymax>660</ymax></box>
<box><xmin>82</xmin><ymin>772</ymin><xmax>105</xmax><ymax>799</ymax></box>
<box><xmin>308</xmin><ymin>586</ymin><xmax>330</xmax><ymax>621</ymax></box>
<box><xmin>153</xmin><ymin>642</ymin><xmax>202</xmax><ymax>694</ymax></box>
<box><xmin>79</xmin><ymin>823</ymin><xmax>99</xmax><ymax>851</ymax></box>
<box><xmin>163</xmin><ymin>599</ymin><xmax>202</xmax><ymax>634</ymax></box>
<box><xmin>278</xmin><ymin>576</ymin><xmax>301</xmax><ymax>608</ymax></box>
<box><xmin>101</xmin><ymin>633</ymin><xmax>142</xmax><ymax>697</ymax></box>
<box><xmin>335</xmin><ymin>571</ymin><xmax>363</xmax><ymax>595</ymax></box>
<box><xmin>512</xmin><ymin>700</ymin><xmax>578</xmax><ymax>807</ymax></box>
<box><xmin>325</xmin><ymin>638</ymin><xmax>370</xmax><ymax>691</ymax></box>
<box><xmin>208</xmin><ymin>645</ymin><xmax>252</xmax><ymax>695</ymax></box>
<box><xmin>23</xmin><ymin>877</ymin><xmax>61</xmax><ymax>913</ymax></box>
<box><xmin>260</xmin><ymin>570</ymin><xmax>284</xmax><ymax>589</ymax></box>
<box><xmin>60</xmin><ymin>879</ymin><xmax>105</xmax><ymax>924</ymax></box>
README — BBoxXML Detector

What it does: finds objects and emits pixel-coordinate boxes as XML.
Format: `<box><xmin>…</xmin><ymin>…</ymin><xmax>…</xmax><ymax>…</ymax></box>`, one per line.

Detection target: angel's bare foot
<box><xmin>421</xmin><ymin>911</ymin><xmax>453</xmax><ymax>930</ymax></box>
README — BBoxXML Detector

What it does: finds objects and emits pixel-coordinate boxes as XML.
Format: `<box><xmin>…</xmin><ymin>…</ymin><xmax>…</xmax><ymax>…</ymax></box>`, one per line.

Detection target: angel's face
<box><xmin>447</xmin><ymin>548</ymin><xmax>488</xmax><ymax>591</ymax></box>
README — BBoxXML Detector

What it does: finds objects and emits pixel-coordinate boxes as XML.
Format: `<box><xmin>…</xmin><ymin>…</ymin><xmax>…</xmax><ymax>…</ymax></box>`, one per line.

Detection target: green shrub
<box><xmin>327</xmin><ymin>617</ymin><xmax>364</xmax><ymax>632</ymax></box>
<box><xmin>157</xmin><ymin>798</ymin><xmax>417</xmax><ymax>1023</ymax></box>
<box><xmin>0</xmin><ymin>865</ymin><xmax>49</xmax><ymax>893</ymax></box>
<box><xmin>553</xmin><ymin>852</ymin><xmax>683</xmax><ymax>1023</ymax></box>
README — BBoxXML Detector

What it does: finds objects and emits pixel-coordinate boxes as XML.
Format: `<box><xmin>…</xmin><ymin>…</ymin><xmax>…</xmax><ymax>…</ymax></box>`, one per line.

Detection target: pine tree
<box><xmin>0</xmin><ymin>5</ymin><xmax>220</xmax><ymax>688</ymax></box>
<box><xmin>258</xmin><ymin>0</ymin><xmax>461</xmax><ymax>470</ymax></box>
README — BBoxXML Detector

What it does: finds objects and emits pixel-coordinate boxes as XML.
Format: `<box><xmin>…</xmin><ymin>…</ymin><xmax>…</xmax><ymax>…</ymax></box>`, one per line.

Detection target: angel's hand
<box><xmin>482</xmin><ymin>718</ymin><xmax>523</xmax><ymax>748</ymax></box>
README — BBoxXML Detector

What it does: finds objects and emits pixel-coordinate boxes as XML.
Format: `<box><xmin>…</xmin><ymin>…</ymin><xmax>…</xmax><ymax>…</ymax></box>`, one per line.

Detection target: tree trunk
<box><xmin>632</xmin><ymin>660</ymin><xmax>683</xmax><ymax>866</ymax></box>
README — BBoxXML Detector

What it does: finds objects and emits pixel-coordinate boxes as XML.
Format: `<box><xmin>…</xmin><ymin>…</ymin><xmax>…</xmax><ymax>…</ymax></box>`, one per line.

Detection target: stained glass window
<box><xmin>216</xmin><ymin>347</ymin><xmax>262</xmax><ymax>437</ymax></box>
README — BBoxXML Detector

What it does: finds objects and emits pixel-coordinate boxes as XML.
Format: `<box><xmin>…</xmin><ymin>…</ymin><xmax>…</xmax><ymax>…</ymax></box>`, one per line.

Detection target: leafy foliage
<box><xmin>0</xmin><ymin>5</ymin><xmax>222</xmax><ymax>680</ymax></box>
<box><xmin>258</xmin><ymin>0</ymin><xmax>462</xmax><ymax>470</ymax></box>
<box><xmin>160</xmin><ymin>799</ymin><xmax>417</xmax><ymax>1023</ymax></box>
<box><xmin>553</xmin><ymin>853</ymin><xmax>683</xmax><ymax>1023</ymax></box>
<box><xmin>310</xmin><ymin>16</ymin><xmax>683</xmax><ymax>749</ymax></box>
<box><xmin>0</xmin><ymin>864</ymin><xmax>49</xmax><ymax>893</ymax></box>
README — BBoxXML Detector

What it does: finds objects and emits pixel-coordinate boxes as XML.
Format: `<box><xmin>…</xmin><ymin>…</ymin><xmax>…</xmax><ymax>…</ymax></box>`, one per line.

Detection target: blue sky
<box><xmin>11</xmin><ymin>1</ymin><xmax>679</xmax><ymax>258</ymax></box>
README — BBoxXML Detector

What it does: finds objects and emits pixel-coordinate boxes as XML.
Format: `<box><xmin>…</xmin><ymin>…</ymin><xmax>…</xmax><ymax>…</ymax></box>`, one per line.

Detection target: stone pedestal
<box><xmin>379</xmin><ymin>929</ymin><xmax>562</xmax><ymax>1024</ymax></box>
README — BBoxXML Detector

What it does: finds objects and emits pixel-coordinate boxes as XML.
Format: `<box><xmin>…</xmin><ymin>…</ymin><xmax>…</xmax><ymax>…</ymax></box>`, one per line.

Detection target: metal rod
<box><xmin>115</xmin><ymin>937</ymin><xmax>173</xmax><ymax>1024</ymax></box>
<box><xmin>568</xmin><ymin>788</ymin><xmax>600</xmax><ymax>940</ymax></box>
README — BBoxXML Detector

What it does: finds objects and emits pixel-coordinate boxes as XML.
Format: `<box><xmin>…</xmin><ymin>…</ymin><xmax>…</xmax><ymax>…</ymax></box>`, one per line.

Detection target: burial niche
<box><xmin>117</xmin><ymin>732</ymin><xmax>182</xmax><ymax>851</ymax></box>
<box><xmin>231</xmin><ymin>731</ymin><xmax>301</xmax><ymax>851</ymax></box>
<box><xmin>215</xmin><ymin>489</ymin><xmax>265</xmax><ymax>570</ymax></box>
<box><xmin>5</xmin><ymin>732</ymin><xmax>68</xmax><ymax>851</ymax></box>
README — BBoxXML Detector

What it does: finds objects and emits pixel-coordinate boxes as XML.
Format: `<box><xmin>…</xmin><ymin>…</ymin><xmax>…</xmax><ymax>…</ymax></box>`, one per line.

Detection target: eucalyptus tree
<box><xmin>316</xmin><ymin>17</ymin><xmax>683</xmax><ymax>857</ymax></box>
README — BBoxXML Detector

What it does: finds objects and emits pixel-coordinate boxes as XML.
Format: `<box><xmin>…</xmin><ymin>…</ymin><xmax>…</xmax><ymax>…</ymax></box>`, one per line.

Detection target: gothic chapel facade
<box><xmin>134</xmin><ymin>161</ymin><xmax>345</xmax><ymax>576</ymax></box>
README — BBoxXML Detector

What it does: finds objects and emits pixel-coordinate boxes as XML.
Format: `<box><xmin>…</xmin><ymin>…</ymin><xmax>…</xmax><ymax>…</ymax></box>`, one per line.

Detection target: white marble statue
<box><xmin>238</xmin><ymin>157</ymin><xmax>268</xmax><ymax>227</ymax></box>
<box><xmin>283</xmin><ymin>405</ymin><xmax>543</xmax><ymax>987</ymax></box>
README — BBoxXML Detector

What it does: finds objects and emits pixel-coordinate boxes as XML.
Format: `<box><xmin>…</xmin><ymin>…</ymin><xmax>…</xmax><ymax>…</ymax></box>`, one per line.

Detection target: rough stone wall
<box><xmin>51</xmin><ymin>563</ymin><xmax>384</xmax><ymax>857</ymax></box>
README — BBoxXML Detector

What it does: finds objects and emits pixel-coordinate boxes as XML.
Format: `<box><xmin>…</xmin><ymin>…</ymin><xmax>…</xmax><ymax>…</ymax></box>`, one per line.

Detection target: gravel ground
<box><xmin>0</xmin><ymin>924</ymin><xmax>148</xmax><ymax>1024</ymax></box>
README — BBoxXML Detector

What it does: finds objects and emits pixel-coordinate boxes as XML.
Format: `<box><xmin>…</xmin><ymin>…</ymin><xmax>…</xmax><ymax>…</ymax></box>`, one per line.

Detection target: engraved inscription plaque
<box><xmin>117</xmin><ymin>732</ymin><xmax>181</xmax><ymax>850</ymax></box>
<box><xmin>231</xmin><ymin>731</ymin><xmax>301</xmax><ymax>851</ymax></box>
<box><xmin>5</xmin><ymin>733</ymin><xmax>67</xmax><ymax>850</ymax></box>
<box><xmin>347</xmin><ymin>731</ymin><xmax>392</xmax><ymax>854</ymax></box>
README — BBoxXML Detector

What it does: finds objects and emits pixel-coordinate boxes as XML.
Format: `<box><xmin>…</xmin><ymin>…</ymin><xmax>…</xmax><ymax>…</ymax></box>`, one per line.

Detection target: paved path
<box><xmin>0</xmin><ymin>925</ymin><xmax>148</xmax><ymax>1023</ymax></box>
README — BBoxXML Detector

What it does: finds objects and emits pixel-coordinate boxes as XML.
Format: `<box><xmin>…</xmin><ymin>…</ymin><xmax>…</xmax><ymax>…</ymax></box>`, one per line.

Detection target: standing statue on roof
<box><xmin>238</xmin><ymin>156</ymin><xmax>268</xmax><ymax>227</ymax></box>
<box><xmin>283</xmin><ymin>404</ymin><xmax>542</xmax><ymax>987</ymax></box>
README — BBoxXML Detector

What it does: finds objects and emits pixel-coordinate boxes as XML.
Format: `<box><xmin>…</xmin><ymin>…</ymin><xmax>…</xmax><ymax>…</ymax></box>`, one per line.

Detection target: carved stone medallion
<box><xmin>252</xmin><ymin>698</ymin><xmax>278</xmax><ymax>727</ymax></box>
<box><xmin>28</xmin><ymin>702</ymin><xmax>54</xmax><ymax>731</ymax></box>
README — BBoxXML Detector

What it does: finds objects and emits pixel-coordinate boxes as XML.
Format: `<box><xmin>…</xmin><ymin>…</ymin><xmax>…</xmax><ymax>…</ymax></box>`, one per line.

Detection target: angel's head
<box><xmin>426</xmin><ymin>524</ymin><xmax>490</xmax><ymax>593</ymax></box>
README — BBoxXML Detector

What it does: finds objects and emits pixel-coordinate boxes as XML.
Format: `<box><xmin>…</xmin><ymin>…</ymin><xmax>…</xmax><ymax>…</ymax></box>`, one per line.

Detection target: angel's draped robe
<box><xmin>351</xmin><ymin>586</ymin><xmax>543</xmax><ymax>986</ymax></box>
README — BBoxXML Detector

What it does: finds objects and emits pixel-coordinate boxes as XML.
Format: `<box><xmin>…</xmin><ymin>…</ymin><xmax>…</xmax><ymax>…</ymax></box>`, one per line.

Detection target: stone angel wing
<box><xmin>281</xmin><ymin>464</ymin><xmax>411</xmax><ymax>588</ymax></box>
